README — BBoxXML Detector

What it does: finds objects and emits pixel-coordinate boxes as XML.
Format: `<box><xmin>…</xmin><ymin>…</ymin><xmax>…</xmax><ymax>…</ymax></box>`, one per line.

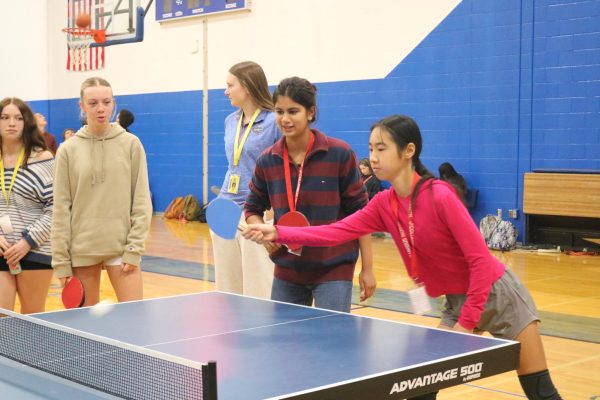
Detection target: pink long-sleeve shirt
<box><xmin>276</xmin><ymin>181</ymin><xmax>505</xmax><ymax>330</ymax></box>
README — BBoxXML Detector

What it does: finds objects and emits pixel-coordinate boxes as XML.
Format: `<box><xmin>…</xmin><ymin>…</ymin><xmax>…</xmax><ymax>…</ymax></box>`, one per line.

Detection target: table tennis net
<box><xmin>0</xmin><ymin>311</ymin><xmax>217</xmax><ymax>400</ymax></box>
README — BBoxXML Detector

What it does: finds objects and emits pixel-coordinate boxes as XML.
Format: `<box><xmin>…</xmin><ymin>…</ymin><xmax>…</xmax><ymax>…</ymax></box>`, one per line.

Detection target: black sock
<box><xmin>518</xmin><ymin>369</ymin><xmax>562</xmax><ymax>400</ymax></box>
<box><xmin>407</xmin><ymin>392</ymin><xmax>438</xmax><ymax>400</ymax></box>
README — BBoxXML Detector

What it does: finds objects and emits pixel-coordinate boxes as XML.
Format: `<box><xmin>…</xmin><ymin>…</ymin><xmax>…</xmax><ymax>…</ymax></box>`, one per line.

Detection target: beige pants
<box><xmin>210</xmin><ymin>215</ymin><xmax>274</xmax><ymax>299</ymax></box>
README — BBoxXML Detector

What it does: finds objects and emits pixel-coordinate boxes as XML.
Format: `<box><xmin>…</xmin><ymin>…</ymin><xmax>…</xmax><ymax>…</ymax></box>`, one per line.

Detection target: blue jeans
<box><xmin>271</xmin><ymin>278</ymin><xmax>353</xmax><ymax>312</ymax></box>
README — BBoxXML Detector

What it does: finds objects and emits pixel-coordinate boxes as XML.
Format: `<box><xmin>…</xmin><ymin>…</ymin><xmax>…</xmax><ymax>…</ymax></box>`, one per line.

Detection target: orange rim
<box><xmin>62</xmin><ymin>27</ymin><xmax>106</xmax><ymax>44</ymax></box>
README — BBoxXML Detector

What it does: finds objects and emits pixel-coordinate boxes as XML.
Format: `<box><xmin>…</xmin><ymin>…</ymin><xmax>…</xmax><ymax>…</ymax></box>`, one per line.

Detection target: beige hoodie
<box><xmin>51</xmin><ymin>123</ymin><xmax>152</xmax><ymax>278</ymax></box>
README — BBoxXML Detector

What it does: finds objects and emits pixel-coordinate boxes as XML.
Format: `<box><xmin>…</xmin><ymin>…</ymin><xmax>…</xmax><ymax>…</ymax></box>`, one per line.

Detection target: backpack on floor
<box><xmin>164</xmin><ymin>196</ymin><xmax>185</xmax><ymax>219</ymax></box>
<box><xmin>479</xmin><ymin>215</ymin><xmax>518</xmax><ymax>251</ymax></box>
<box><xmin>182</xmin><ymin>194</ymin><xmax>202</xmax><ymax>221</ymax></box>
<box><xmin>197</xmin><ymin>203</ymin><xmax>208</xmax><ymax>223</ymax></box>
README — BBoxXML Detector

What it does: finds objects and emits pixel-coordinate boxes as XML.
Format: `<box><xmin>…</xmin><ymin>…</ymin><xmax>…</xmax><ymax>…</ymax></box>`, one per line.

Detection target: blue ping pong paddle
<box><xmin>62</xmin><ymin>276</ymin><xmax>85</xmax><ymax>309</ymax></box>
<box><xmin>277</xmin><ymin>211</ymin><xmax>310</xmax><ymax>255</ymax></box>
<box><xmin>206</xmin><ymin>198</ymin><xmax>243</xmax><ymax>240</ymax></box>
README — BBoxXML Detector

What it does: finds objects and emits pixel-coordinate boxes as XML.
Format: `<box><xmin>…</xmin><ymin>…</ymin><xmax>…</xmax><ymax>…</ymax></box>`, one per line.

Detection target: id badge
<box><xmin>228</xmin><ymin>174</ymin><xmax>240</xmax><ymax>194</ymax></box>
<box><xmin>0</xmin><ymin>214</ymin><xmax>14</xmax><ymax>234</ymax></box>
<box><xmin>408</xmin><ymin>285</ymin><xmax>432</xmax><ymax>315</ymax></box>
<box><xmin>9</xmin><ymin>262</ymin><xmax>22</xmax><ymax>275</ymax></box>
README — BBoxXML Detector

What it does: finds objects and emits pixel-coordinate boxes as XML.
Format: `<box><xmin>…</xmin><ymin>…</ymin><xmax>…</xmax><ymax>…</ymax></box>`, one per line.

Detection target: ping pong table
<box><xmin>0</xmin><ymin>291</ymin><xmax>520</xmax><ymax>399</ymax></box>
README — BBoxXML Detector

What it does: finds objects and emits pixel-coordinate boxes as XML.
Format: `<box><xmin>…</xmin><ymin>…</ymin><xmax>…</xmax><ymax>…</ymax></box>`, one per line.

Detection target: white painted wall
<box><xmin>1</xmin><ymin>0</ymin><xmax>48</xmax><ymax>101</ymax></box>
<box><xmin>4</xmin><ymin>0</ymin><xmax>460</xmax><ymax>100</ymax></box>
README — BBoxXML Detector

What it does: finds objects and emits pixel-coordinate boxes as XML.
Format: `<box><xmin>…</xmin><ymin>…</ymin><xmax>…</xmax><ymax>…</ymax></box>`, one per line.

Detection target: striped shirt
<box><xmin>244</xmin><ymin>129</ymin><xmax>368</xmax><ymax>284</ymax></box>
<box><xmin>0</xmin><ymin>159</ymin><xmax>54</xmax><ymax>264</ymax></box>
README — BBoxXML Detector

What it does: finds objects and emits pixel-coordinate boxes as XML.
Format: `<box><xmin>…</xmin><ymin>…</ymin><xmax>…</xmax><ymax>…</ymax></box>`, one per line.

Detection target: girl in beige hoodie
<box><xmin>52</xmin><ymin>77</ymin><xmax>152</xmax><ymax>306</ymax></box>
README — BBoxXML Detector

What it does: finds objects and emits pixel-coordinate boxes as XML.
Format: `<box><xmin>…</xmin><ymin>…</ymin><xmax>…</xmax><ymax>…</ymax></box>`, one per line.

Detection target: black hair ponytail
<box><xmin>411</xmin><ymin>157</ymin><xmax>435</xmax><ymax>209</ymax></box>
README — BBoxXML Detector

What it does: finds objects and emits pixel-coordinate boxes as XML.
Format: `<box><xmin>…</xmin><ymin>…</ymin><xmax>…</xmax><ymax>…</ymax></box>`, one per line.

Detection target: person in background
<box><xmin>52</xmin><ymin>77</ymin><xmax>152</xmax><ymax>306</ymax></box>
<box><xmin>115</xmin><ymin>109</ymin><xmax>152</xmax><ymax>203</ymax></box>
<box><xmin>0</xmin><ymin>98</ymin><xmax>54</xmax><ymax>313</ymax></box>
<box><xmin>34</xmin><ymin>113</ymin><xmax>57</xmax><ymax>155</ymax></box>
<box><xmin>244</xmin><ymin>77</ymin><xmax>376</xmax><ymax>312</ymax></box>
<box><xmin>244</xmin><ymin>114</ymin><xmax>563</xmax><ymax>400</ymax></box>
<box><xmin>359</xmin><ymin>158</ymin><xmax>381</xmax><ymax>201</ymax></box>
<box><xmin>438</xmin><ymin>161</ymin><xmax>467</xmax><ymax>206</ymax></box>
<box><xmin>62</xmin><ymin>128</ymin><xmax>75</xmax><ymax>142</ymax></box>
<box><xmin>210</xmin><ymin>61</ymin><xmax>281</xmax><ymax>299</ymax></box>
<box><xmin>117</xmin><ymin>109</ymin><xmax>135</xmax><ymax>133</ymax></box>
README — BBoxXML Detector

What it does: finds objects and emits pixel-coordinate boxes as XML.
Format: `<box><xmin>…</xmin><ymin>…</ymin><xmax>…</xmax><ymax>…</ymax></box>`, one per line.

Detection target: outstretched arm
<box><xmin>244</xmin><ymin>192</ymin><xmax>388</xmax><ymax>247</ymax></box>
<box><xmin>243</xmin><ymin>223</ymin><xmax>278</xmax><ymax>243</ymax></box>
<box><xmin>246</xmin><ymin>214</ymin><xmax>281</xmax><ymax>254</ymax></box>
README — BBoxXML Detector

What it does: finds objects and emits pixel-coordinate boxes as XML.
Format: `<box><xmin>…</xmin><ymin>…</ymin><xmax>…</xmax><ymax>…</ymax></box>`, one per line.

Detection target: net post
<box><xmin>203</xmin><ymin>360</ymin><xmax>218</xmax><ymax>400</ymax></box>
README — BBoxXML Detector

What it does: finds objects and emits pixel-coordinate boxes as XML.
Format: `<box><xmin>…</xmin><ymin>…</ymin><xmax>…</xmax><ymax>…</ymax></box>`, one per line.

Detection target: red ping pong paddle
<box><xmin>277</xmin><ymin>211</ymin><xmax>310</xmax><ymax>255</ymax></box>
<box><xmin>62</xmin><ymin>276</ymin><xmax>85</xmax><ymax>309</ymax></box>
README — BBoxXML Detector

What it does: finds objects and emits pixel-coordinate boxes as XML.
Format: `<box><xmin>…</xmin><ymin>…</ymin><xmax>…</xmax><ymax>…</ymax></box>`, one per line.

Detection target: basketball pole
<box><xmin>202</xmin><ymin>17</ymin><xmax>209</xmax><ymax>206</ymax></box>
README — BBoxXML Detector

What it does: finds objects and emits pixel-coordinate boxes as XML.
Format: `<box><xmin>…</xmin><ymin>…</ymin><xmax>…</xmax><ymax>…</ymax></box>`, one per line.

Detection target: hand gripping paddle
<box><xmin>206</xmin><ymin>198</ymin><xmax>243</xmax><ymax>240</ymax></box>
<box><xmin>62</xmin><ymin>276</ymin><xmax>85</xmax><ymax>309</ymax></box>
<box><xmin>277</xmin><ymin>211</ymin><xmax>310</xmax><ymax>256</ymax></box>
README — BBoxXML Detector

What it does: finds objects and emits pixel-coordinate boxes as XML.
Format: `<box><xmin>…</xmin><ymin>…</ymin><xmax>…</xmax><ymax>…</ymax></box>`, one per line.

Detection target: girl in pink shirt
<box><xmin>244</xmin><ymin>115</ymin><xmax>562</xmax><ymax>400</ymax></box>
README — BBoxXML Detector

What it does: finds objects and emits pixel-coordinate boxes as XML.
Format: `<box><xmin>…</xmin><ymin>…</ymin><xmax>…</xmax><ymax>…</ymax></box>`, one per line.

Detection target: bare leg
<box><xmin>516</xmin><ymin>322</ymin><xmax>548</xmax><ymax>374</ymax></box>
<box><xmin>105</xmin><ymin>264</ymin><xmax>143</xmax><ymax>302</ymax></box>
<box><xmin>0</xmin><ymin>272</ymin><xmax>17</xmax><ymax>311</ymax></box>
<box><xmin>516</xmin><ymin>322</ymin><xmax>562</xmax><ymax>399</ymax></box>
<box><xmin>73</xmin><ymin>264</ymin><xmax>103</xmax><ymax>306</ymax></box>
<box><xmin>16</xmin><ymin>270</ymin><xmax>53</xmax><ymax>314</ymax></box>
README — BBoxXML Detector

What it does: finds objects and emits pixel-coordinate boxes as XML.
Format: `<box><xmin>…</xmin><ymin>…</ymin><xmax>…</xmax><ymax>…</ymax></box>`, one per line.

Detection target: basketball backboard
<box><xmin>66</xmin><ymin>0</ymin><xmax>145</xmax><ymax>47</ymax></box>
<box><xmin>65</xmin><ymin>0</ymin><xmax>147</xmax><ymax>70</ymax></box>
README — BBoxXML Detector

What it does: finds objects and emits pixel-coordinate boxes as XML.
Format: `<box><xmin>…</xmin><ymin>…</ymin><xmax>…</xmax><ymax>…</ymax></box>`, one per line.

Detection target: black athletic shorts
<box><xmin>0</xmin><ymin>258</ymin><xmax>52</xmax><ymax>272</ymax></box>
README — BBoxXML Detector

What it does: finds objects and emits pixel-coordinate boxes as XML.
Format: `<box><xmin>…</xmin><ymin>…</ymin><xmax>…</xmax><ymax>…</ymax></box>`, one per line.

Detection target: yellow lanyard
<box><xmin>233</xmin><ymin>109</ymin><xmax>261</xmax><ymax>167</ymax></box>
<box><xmin>0</xmin><ymin>147</ymin><xmax>26</xmax><ymax>207</ymax></box>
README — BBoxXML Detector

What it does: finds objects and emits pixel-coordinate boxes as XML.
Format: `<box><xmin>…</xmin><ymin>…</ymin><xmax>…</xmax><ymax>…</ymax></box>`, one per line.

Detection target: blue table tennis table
<box><xmin>0</xmin><ymin>291</ymin><xmax>519</xmax><ymax>399</ymax></box>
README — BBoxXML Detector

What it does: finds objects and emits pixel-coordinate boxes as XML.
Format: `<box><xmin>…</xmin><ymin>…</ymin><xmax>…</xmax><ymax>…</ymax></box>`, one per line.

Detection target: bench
<box><xmin>523</xmin><ymin>172</ymin><xmax>600</xmax><ymax>247</ymax></box>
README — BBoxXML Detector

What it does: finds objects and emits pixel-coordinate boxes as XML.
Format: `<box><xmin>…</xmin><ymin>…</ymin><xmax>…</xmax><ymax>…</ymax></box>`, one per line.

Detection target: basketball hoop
<box><xmin>62</xmin><ymin>27</ymin><xmax>106</xmax><ymax>71</ymax></box>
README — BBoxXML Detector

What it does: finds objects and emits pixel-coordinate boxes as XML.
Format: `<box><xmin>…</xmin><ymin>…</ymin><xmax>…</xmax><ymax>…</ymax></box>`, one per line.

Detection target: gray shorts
<box><xmin>440</xmin><ymin>268</ymin><xmax>540</xmax><ymax>340</ymax></box>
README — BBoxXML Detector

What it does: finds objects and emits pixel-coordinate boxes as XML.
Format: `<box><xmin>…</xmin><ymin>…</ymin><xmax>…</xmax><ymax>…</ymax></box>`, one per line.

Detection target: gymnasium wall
<box><xmin>2</xmin><ymin>0</ymin><xmax>599</xmax><ymax>238</ymax></box>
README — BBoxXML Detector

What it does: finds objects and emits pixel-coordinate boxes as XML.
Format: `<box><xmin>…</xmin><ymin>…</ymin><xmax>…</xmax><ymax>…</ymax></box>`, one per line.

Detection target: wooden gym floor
<box><xmin>40</xmin><ymin>216</ymin><xmax>600</xmax><ymax>399</ymax></box>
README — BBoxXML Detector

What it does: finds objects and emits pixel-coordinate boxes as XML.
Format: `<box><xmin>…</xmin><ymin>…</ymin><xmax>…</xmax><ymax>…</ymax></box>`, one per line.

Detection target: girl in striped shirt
<box><xmin>0</xmin><ymin>98</ymin><xmax>54</xmax><ymax>314</ymax></box>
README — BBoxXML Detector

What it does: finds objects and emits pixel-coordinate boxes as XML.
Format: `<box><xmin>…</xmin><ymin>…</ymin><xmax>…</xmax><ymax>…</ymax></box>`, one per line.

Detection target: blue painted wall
<box><xmin>38</xmin><ymin>0</ymin><xmax>600</xmax><ymax>238</ymax></box>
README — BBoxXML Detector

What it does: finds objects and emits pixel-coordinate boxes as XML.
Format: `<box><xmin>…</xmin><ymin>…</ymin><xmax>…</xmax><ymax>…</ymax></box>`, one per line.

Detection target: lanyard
<box><xmin>363</xmin><ymin>175</ymin><xmax>373</xmax><ymax>184</ymax></box>
<box><xmin>233</xmin><ymin>109</ymin><xmax>261</xmax><ymax>167</ymax></box>
<box><xmin>390</xmin><ymin>172</ymin><xmax>421</xmax><ymax>280</ymax></box>
<box><xmin>282</xmin><ymin>133</ymin><xmax>315</xmax><ymax>212</ymax></box>
<box><xmin>0</xmin><ymin>147</ymin><xmax>26</xmax><ymax>207</ymax></box>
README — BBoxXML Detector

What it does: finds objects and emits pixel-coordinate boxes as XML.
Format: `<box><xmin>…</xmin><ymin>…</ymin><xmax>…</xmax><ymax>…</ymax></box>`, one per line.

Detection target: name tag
<box><xmin>408</xmin><ymin>285</ymin><xmax>432</xmax><ymax>315</ymax></box>
<box><xmin>0</xmin><ymin>214</ymin><xmax>14</xmax><ymax>234</ymax></box>
<box><xmin>228</xmin><ymin>174</ymin><xmax>240</xmax><ymax>194</ymax></box>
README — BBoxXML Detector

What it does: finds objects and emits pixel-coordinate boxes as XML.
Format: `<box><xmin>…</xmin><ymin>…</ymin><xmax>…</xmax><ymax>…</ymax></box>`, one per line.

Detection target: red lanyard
<box><xmin>282</xmin><ymin>133</ymin><xmax>315</xmax><ymax>212</ymax></box>
<box><xmin>363</xmin><ymin>175</ymin><xmax>373</xmax><ymax>184</ymax></box>
<box><xmin>390</xmin><ymin>172</ymin><xmax>421</xmax><ymax>280</ymax></box>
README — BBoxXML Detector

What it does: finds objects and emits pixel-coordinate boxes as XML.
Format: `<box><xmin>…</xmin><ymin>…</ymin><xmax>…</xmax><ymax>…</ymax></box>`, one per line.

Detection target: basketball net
<box><xmin>63</xmin><ymin>28</ymin><xmax>106</xmax><ymax>71</ymax></box>
<box><xmin>65</xmin><ymin>0</ymin><xmax>106</xmax><ymax>71</ymax></box>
